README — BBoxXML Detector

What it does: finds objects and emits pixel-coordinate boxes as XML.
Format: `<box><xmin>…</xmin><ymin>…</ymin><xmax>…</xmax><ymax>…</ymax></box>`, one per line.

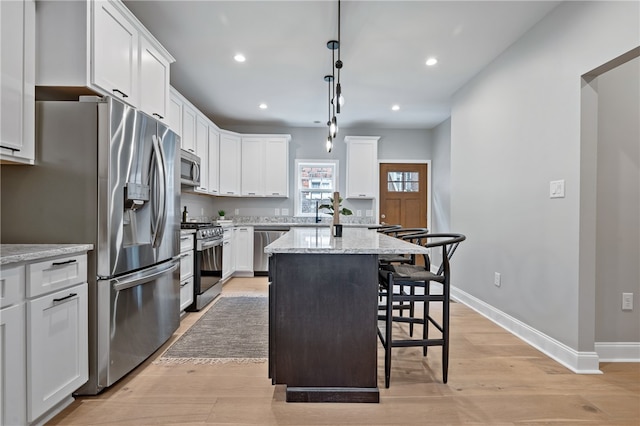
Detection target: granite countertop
<box><xmin>264</xmin><ymin>227</ymin><xmax>429</xmax><ymax>255</ymax></box>
<box><xmin>0</xmin><ymin>244</ymin><xmax>93</xmax><ymax>266</ymax></box>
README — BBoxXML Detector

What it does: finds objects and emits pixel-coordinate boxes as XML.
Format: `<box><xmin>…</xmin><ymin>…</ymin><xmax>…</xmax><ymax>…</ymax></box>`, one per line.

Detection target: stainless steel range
<box><xmin>181</xmin><ymin>222</ymin><xmax>224</xmax><ymax>311</ymax></box>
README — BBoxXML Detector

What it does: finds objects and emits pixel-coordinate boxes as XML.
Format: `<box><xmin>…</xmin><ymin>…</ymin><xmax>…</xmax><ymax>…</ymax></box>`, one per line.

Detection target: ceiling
<box><xmin>124</xmin><ymin>1</ymin><xmax>560</xmax><ymax>130</ymax></box>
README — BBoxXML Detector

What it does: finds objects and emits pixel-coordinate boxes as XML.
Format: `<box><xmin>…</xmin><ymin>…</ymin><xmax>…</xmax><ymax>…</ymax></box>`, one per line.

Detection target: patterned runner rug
<box><xmin>154</xmin><ymin>296</ymin><xmax>268</xmax><ymax>364</ymax></box>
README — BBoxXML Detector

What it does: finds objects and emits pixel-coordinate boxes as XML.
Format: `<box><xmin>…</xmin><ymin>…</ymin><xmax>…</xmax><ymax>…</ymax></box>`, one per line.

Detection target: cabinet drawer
<box><xmin>179</xmin><ymin>276</ymin><xmax>194</xmax><ymax>311</ymax></box>
<box><xmin>179</xmin><ymin>251</ymin><xmax>193</xmax><ymax>281</ymax></box>
<box><xmin>0</xmin><ymin>264</ymin><xmax>25</xmax><ymax>308</ymax></box>
<box><xmin>26</xmin><ymin>254</ymin><xmax>87</xmax><ymax>298</ymax></box>
<box><xmin>180</xmin><ymin>234</ymin><xmax>194</xmax><ymax>252</ymax></box>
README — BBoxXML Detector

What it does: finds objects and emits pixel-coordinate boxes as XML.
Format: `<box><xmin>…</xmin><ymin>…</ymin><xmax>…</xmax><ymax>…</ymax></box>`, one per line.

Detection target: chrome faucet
<box><xmin>315</xmin><ymin>200</ymin><xmax>321</xmax><ymax>223</ymax></box>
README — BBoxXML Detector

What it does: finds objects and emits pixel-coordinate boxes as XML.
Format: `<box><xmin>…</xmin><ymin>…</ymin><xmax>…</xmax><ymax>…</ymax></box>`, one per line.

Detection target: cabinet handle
<box><xmin>52</xmin><ymin>259</ymin><xmax>77</xmax><ymax>266</ymax></box>
<box><xmin>226</xmin><ymin>192</ymin><xmax>234</xmax><ymax>194</ymax></box>
<box><xmin>153</xmin><ymin>113</ymin><xmax>164</xmax><ymax>119</ymax></box>
<box><xmin>248</xmin><ymin>192</ymin><xmax>256</xmax><ymax>195</ymax></box>
<box><xmin>53</xmin><ymin>293</ymin><xmax>77</xmax><ymax>303</ymax></box>
<box><xmin>112</xmin><ymin>89</ymin><xmax>129</xmax><ymax>98</ymax></box>
<box><xmin>271</xmin><ymin>193</ymin><xmax>280</xmax><ymax>195</ymax></box>
<box><xmin>0</xmin><ymin>145</ymin><xmax>20</xmax><ymax>153</ymax></box>
<box><xmin>359</xmin><ymin>194</ymin><xmax>366</xmax><ymax>197</ymax></box>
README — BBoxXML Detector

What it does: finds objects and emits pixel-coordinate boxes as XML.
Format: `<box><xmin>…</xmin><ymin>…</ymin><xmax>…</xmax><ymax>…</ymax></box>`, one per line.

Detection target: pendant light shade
<box><xmin>322</xmin><ymin>1</ymin><xmax>345</xmax><ymax>151</ymax></box>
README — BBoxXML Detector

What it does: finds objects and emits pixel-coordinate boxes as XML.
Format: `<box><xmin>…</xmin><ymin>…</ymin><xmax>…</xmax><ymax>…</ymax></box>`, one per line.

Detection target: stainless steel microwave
<box><xmin>180</xmin><ymin>149</ymin><xmax>200</xmax><ymax>187</ymax></box>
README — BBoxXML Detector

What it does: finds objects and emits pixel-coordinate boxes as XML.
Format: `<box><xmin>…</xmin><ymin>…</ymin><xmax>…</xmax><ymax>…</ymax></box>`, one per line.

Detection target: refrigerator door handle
<box><xmin>150</xmin><ymin>134</ymin><xmax>167</xmax><ymax>248</ymax></box>
<box><xmin>112</xmin><ymin>260</ymin><xmax>178</xmax><ymax>292</ymax></box>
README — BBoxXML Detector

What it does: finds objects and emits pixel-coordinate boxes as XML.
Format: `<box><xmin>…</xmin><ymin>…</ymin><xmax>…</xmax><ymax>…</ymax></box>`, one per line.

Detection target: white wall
<box><xmin>595</xmin><ymin>56</ymin><xmax>640</xmax><ymax>343</ymax></box>
<box><xmin>449</xmin><ymin>0</ymin><xmax>639</xmax><ymax>365</ymax></box>
<box><xmin>431</xmin><ymin>119</ymin><xmax>451</xmax><ymax>233</ymax></box>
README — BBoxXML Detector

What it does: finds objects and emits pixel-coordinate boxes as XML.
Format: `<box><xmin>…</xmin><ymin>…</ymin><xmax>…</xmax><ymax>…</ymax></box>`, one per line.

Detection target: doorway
<box><xmin>379</xmin><ymin>163</ymin><xmax>429</xmax><ymax>229</ymax></box>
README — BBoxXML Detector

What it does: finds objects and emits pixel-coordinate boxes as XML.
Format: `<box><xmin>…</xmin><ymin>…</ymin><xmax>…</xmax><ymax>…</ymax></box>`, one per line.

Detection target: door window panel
<box><xmin>387</xmin><ymin>171</ymin><xmax>419</xmax><ymax>192</ymax></box>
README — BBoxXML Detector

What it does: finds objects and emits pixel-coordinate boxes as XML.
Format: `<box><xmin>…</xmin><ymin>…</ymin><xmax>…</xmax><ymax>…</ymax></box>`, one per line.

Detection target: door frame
<box><xmin>376</xmin><ymin>159</ymin><xmax>432</xmax><ymax>228</ymax></box>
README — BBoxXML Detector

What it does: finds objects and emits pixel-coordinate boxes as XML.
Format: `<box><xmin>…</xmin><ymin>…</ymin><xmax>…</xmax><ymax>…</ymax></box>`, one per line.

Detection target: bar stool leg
<box><xmin>384</xmin><ymin>272</ymin><xmax>394</xmax><ymax>388</ymax></box>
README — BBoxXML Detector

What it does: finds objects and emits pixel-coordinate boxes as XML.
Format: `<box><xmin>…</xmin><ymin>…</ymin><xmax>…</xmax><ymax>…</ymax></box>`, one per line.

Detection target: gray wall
<box><xmin>449</xmin><ymin>0</ymin><xmax>639</xmax><ymax>353</ymax></box>
<box><xmin>181</xmin><ymin>126</ymin><xmax>433</xmax><ymax>221</ymax></box>
<box><xmin>595</xmin><ymin>56</ymin><xmax>640</xmax><ymax>342</ymax></box>
<box><xmin>431</xmin><ymin>118</ymin><xmax>452</xmax><ymax>233</ymax></box>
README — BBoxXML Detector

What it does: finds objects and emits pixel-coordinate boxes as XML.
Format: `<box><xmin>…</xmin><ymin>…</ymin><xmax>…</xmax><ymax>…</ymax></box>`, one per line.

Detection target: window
<box><xmin>295</xmin><ymin>159</ymin><xmax>338</xmax><ymax>216</ymax></box>
<box><xmin>387</xmin><ymin>171</ymin><xmax>419</xmax><ymax>192</ymax></box>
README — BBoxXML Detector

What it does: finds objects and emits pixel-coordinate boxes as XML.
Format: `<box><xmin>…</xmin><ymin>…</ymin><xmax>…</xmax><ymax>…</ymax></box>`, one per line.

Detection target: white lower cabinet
<box><xmin>1</xmin><ymin>264</ymin><xmax>26</xmax><ymax>426</ymax></box>
<box><xmin>27</xmin><ymin>283</ymin><xmax>88</xmax><ymax>422</ymax></box>
<box><xmin>179</xmin><ymin>233</ymin><xmax>194</xmax><ymax>312</ymax></box>
<box><xmin>233</xmin><ymin>226</ymin><xmax>254</xmax><ymax>276</ymax></box>
<box><xmin>222</xmin><ymin>227</ymin><xmax>234</xmax><ymax>280</ymax></box>
<box><xmin>0</xmin><ymin>251</ymin><xmax>89</xmax><ymax>425</ymax></box>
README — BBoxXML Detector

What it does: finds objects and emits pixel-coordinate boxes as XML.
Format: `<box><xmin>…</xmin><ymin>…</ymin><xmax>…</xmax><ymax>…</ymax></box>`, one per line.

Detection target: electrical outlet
<box><xmin>274</xmin><ymin>208</ymin><xmax>280</xmax><ymax>216</ymax></box>
<box><xmin>282</xmin><ymin>208</ymin><xmax>289</xmax><ymax>216</ymax></box>
<box><xmin>622</xmin><ymin>293</ymin><xmax>633</xmax><ymax>311</ymax></box>
<box><xmin>357</xmin><ymin>210</ymin><xmax>362</xmax><ymax>217</ymax></box>
<box><xmin>234</xmin><ymin>208</ymin><xmax>239</xmax><ymax>215</ymax></box>
<box><xmin>365</xmin><ymin>210</ymin><xmax>373</xmax><ymax>217</ymax></box>
<box><xmin>494</xmin><ymin>272</ymin><xmax>501</xmax><ymax>287</ymax></box>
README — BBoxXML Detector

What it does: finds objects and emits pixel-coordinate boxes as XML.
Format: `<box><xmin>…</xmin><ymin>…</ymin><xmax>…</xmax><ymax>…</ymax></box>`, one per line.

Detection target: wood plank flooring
<box><xmin>49</xmin><ymin>277</ymin><xmax>640</xmax><ymax>425</ymax></box>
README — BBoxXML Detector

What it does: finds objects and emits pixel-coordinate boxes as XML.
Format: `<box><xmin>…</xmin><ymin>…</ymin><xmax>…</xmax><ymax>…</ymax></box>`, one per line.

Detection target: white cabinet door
<box><xmin>27</xmin><ymin>283</ymin><xmax>88</xmax><ymax>422</ymax></box>
<box><xmin>344</xmin><ymin>136</ymin><xmax>379</xmax><ymax>199</ymax></box>
<box><xmin>181</xmin><ymin>103</ymin><xmax>197</xmax><ymax>153</ymax></box>
<box><xmin>179</xmin><ymin>276</ymin><xmax>194</xmax><ymax>312</ymax></box>
<box><xmin>219</xmin><ymin>132</ymin><xmax>241</xmax><ymax>196</ymax></box>
<box><xmin>208</xmin><ymin>126</ymin><xmax>220</xmax><ymax>195</ymax></box>
<box><xmin>0</xmin><ymin>0</ymin><xmax>35</xmax><ymax>165</ymax></box>
<box><xmin>139</xmin><ymin>35</ymin><xmax>170</xmax><ymax>121</ymax></box>
<box><xmin>179</xmin><ymin>234</ymin><xmax>194</xmax><ymax>312</ymax></box>
<box><xmin>195</xmin><ymin>116</ymin><xmax>209</xmax><ymax>192</ymax></box>
<box><xmin>241</xmin><ymin>137</ymin><xmax>265</xmax><ymax>196</ymax></box>
<box><xmin>264</xmin><ymin>137</ymin><xmax>289</xmax><ymax>197</ymax></box>
<box><xmin>222</xmin><ymin>239</ymin><xmax>234</xmax><ymax>280</ymax></box>
<box><xmin>0</xmin><ymin>302</ymin><xmax>26</xmax><ymax>426</ymax></box>
<box><xmin>92</xmin><ymin>0</ymin><xmax>138</xmax><ymax>104</ymax></box>
<box><xmin>167</xmin><ymin>88</ymin><xmax>183</xmax><ymax>136</ymax></box>
<box><xmin>233</xmin><ymin>226</ymin><xmax>254</xmax><ymax>274</ymax></box>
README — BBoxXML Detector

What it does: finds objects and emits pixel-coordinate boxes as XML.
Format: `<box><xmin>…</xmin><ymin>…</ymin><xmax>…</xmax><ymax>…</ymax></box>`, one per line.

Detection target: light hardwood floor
<box><xmin>49</xmin><ymin>277</ymin><xmax>639</xmax><ymax>425</ymax></box>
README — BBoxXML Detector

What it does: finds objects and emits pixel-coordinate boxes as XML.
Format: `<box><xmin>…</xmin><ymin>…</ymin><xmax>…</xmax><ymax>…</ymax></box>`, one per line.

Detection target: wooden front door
<box><xmin>379</xmin><ymin>163</ymin><xmax>428</xmax><ymax>228</ymax></box>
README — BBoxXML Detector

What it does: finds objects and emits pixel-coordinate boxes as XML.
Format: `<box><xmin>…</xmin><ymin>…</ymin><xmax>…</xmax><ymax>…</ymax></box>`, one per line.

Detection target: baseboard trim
<box><xmin>451</xmin><ymin>286</ymin><xmax>602</xmax><ymax>374</ymax></box>
<box><xmin>595</xmin><ymin>342</ymin><xmax>640</xmax><ymax>362</ymax></box>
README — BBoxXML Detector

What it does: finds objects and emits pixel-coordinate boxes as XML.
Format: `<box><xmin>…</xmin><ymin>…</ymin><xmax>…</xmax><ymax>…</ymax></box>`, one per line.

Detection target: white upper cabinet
<box><xmin>0</xmin><ymin>0</ymin><xmax>35</xmax><ymax>165</ymax></box>
<box><xmin>181</xmin><ymin>102</ymin><xmax>197</xmax><ymax>153</ymax></box>
<box><xmin>219</xmin><ymin>131</ymin><xmax>241</xmax><ymax>196</ymax></box>
<box><xmin>240</xmin><ymin>137</ymin><xmax>265</xmax><ymax>196</ymax></box>
<box><xmin>92</xmin><ymin>1</ymin><xmax>138</xmax><ymax>104</ymax></box>
<box><xmin>264</xmin><ymin>137</ymin><xmax>289</xmax><ymax>197</ymax></box>
<box><xmin>241</xmin><ymin>135</ymin><xmax>290</xmax><ymax>197</ymax></box>
<box><xmin>208</xmin><ymin>125</ymin><xmax>220</xmax><ymax>195</ymax></box>
<box><xmin>36</xmin><ymin>0</ymin><xmax>174</xmax><ymax>117</ymax></box>
<box><xmin>194</xmin><ymin>115</ymin><xmax>209</xmax><ymax>193</ymax></box>
<box><xmin>167</xmin><ymin>87</ymin><xmax>183</xmax><ymax>136</ymax></box>
<box><xmin>139</xmin><ymin>35</ymin><xmax>171</xmax><ymax>121</ymax></box>
<box><xmin>344</xmin><ymin>136</ymin><xmax>380</xmax><ymax>199</ymax></box>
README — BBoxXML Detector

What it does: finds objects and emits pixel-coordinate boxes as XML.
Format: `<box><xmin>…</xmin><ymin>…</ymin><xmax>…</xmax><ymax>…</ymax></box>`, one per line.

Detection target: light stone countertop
<box><xmin>0</xmin><ymin>244</ymin><xmax>93</xmax><ymax>266</ymax></box>
<box><xmin>264</xmin><ymin>227</ymin><xmax>428</xmax><ymax>255</ymax></box>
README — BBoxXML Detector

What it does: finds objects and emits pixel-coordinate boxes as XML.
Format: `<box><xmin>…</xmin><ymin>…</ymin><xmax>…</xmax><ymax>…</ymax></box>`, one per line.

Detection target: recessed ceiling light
<box><xmin>426</xmin><ymin>57</ymin><xmax>438</xmax><ymax>66</ymax></box>
<box><xmin>234</xmin><ymin>54</ymin><xmax>246</xmax><ymax>62</ymax></box>
<box><xmin>391</xmin><ymin>105</ymin><xmax>400</xmax><ymax>111</ymax></box>
<box><xmin>259</xmin><ymin>103</ymin><xmax>268</xmax><ymax>109</ymax></box>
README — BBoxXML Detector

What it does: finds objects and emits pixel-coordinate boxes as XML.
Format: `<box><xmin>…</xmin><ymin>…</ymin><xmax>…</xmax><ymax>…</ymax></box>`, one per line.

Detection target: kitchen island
<box><xmin>265</xmin><ymin>227</ymin><xmax>429</xmax><ymax>403</ymax></box>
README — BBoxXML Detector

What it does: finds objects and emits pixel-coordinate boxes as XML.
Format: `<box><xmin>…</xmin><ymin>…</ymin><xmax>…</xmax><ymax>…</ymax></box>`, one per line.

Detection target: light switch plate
<box><xmin>550</xmin><ymin>180</ymin><xmax>565</xmax><ymax>198</ymax></box>
<box><xmin>274</xmin><ymin>208</ymin><xmax>280</xmax><ymax>216</ymax></box>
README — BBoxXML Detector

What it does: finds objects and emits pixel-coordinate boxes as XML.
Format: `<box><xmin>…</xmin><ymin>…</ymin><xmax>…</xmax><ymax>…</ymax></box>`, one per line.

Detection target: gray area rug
<box><xmin>155</xmin><ymin>296</ymin><xmax>268</xmax><ymax>364</ymax></box>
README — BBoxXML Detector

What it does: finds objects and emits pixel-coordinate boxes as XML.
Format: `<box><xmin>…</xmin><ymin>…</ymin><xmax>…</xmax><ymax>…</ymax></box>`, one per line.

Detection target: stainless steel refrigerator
<box><xmin>0</xmin><ymin>96</ymin><xmax>181</xmax><ymax>394</ymax></box>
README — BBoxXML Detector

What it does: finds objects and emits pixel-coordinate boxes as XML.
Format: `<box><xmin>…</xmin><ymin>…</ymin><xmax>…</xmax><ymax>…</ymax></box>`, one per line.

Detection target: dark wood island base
<box><xmin>269</xmin><ymin>253</ymin><xmax>380</xmax><ymax>403</ymax></box>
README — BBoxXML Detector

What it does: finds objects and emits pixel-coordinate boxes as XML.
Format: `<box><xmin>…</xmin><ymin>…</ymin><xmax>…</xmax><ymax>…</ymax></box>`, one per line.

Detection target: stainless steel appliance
<box><xmin>181</xmin><ymin>222</ymin><xmax>224</xmax><ymax>311</ymax></box>
<box><xmin>180</xmin><ymin>149</ymin><xmax>200</xmax><ymax>187</ymax></box>
<box><xmin>0</xmin><ymin>96</ymin><xmax>181</xmax><ymax>395</ymax></box>
<box><xmin>253</xmin><ymin>226</ymin><xmax>290</xmax><ymax>275</ymax></box>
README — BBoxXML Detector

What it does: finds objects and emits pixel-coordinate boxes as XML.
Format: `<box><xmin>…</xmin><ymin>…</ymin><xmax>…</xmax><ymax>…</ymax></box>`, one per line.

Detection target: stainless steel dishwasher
<box><xmin>253</xmin><ymin>226</ymin><xmax>290</xmax><ymax>275</ymax></box>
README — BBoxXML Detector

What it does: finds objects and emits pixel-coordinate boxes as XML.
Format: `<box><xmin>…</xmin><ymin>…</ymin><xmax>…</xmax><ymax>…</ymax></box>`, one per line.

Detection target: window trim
<box><xmin>294</xmin><ymin>159</ymin><xmax>339</xmax><ymax>217</ymax></box>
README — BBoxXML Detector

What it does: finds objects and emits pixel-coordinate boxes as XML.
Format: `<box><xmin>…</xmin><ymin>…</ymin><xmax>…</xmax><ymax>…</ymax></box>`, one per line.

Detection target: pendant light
<box><xmin>324</xmin><ymin>74</ymin><xmax>334</xmax><ymax>152</ymax></box>
<box><xmin>335</xmin><ymin>0</ymin><xmax>344</xmax><ymax>112</ymax></box>
<box><xmin>327</xmin><ymin>40</ymin><xmax>338</xmax><ymax>139</ymax></box>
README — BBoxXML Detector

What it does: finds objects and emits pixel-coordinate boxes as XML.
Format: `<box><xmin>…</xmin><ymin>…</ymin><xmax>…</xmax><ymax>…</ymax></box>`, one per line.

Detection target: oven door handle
<box><xmin>200</xmin><ymin>239</ymin><xmax>222</xmax><ymax>250</ymax></box>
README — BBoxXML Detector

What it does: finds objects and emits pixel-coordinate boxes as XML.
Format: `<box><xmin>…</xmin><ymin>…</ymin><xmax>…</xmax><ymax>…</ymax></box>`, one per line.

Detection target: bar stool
<box><xmin>377</xmin><ymin>233</ymin><xmax>466</xmax><ymax>387</ymax></box>
<box><xmin>378</xmin><ymin>227</ymin><xmax>429</xmax><ymax>266</ymax></box>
